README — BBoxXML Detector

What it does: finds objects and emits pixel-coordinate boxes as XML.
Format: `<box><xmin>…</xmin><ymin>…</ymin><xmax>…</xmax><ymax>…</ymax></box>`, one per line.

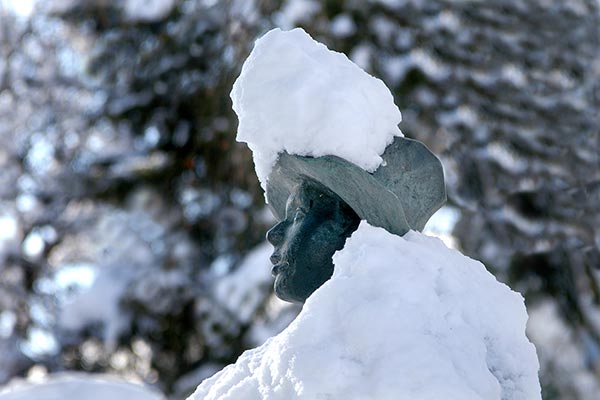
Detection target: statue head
<box><xmin>266</xmin><ymin>179</ymin><xmax>360</xmax><ymax>303</ymax></box>
<box><xmin>265</xmin><ymin>136</ymin><xmax>446</xmax><ymax>303</ymax></box>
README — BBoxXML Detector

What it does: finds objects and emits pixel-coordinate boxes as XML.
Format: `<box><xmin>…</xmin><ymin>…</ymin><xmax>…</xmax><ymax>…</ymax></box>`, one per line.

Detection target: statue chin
<box><xmin>273</xmin><ymin>263</ymin><xmax>327</xmax><ymax>303</ymax></box>
<box><xmin>273</xmin><ymin>276</ymin><xmax>303</xmax><ymax>303</ymax></box>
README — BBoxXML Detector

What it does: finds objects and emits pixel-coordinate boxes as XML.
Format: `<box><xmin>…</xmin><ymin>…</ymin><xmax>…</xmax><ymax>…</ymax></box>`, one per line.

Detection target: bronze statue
<box><xmin>266</xmin><ymin>179</ymin><xmax>360</xmax><ymax>303</ymax></box>
<box><xmin>266</xmin><ymin>137</ymin><xmax>446</xmax><ymax>302</ymax></box>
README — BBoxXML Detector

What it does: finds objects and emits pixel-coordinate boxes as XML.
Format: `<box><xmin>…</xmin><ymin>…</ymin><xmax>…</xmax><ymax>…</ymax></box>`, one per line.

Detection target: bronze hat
<box><xmin>266</xmin><ymin>136</ymin><xmax>446</xmax><ymax>236</ymax></box>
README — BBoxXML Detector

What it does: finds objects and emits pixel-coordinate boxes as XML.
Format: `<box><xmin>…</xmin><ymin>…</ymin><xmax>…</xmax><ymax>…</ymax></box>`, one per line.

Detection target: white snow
<box><xmin>123</xmin><ymin>0</ymin><xmax>175</xmax><ymax>22</ymax></box>
<box><xmin>22</xmin><ymin>231</ymin><xmax>45</xmax><ymax>259</ymax></box>
<box><xmin>0</xmin><ymin>311</ymin><xmax>16</xmax><ymax>338</ymax></box>
<box><xmin>0</xmin><ymin>0</ymin><xmax>36</xmax><ymax>18</ymax></box>
<box><xmin>213</xmin><ymin>242</ymin><xmax>274</xmax><ymax>323</ymax></box>
<box><xmin>330</xmin><ymin>14</ymin><xmax>356</xmax><ymax>37</ymax></box>
<box><xmin>231</xmin><ymin>28</ymin><xmax>403</xmax><ymax>190</ymax></box>
<box><xmin>0</xmin><ymin>210</ymin><xmax>21</xmax><ymax>263</ymax></box>
<box><xmin>274</xmin><ymin>0</ymin><xmax>321</xmax><ymax>29</ymax></box>
<box><xmin>59</xmin><ymin>266</ymin><xmax>131</xmax><ymax>349</ymax></box>
<box><xmin>0</xmin><ymin>215</ymin><xmax>19</xmax><ymax>243</ymax></box>
<box><xmin>188</xmin><ymin>222</ymin><xmax>540</xmax><ymax>400</ymax></box>
<box><xmin>0</xmin><ymin>373</ymin><xmax>163</xmax><ymax>400</ymax></box>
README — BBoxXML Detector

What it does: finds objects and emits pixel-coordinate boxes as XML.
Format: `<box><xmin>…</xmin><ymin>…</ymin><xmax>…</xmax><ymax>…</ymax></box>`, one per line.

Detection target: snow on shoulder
<box><xmin>188</xmin><ymin>222</ymin><xmax>541</xmax><ymax>400</ymax></box>
<box><xmin>231</xmin><ymin>28</ymin><xmax>403</xmax><ymax>190</ymax></box>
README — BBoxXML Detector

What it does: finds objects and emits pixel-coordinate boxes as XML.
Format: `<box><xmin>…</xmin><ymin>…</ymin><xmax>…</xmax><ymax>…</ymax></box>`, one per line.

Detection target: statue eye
<box><xmin>294</xmin><ymin>209</ymin><xmax>305</xmax><ymax>222</ymax></box>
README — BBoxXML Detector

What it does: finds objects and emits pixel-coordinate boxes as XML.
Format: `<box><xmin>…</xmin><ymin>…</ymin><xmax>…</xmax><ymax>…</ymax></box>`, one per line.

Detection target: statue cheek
<box><xmin>308</xmin><ymin>222</ymin><xmax>339</xmax><ymax>248</ymax></box>
<box><xmin>273</xmin><ymin>275</ymin><xmax>291</xmax><ymax>301</ymax></box>
<box><xmin>285</xmin><ymin>223</ymin><xmax>310</xmax><ymax>255</ymax></box>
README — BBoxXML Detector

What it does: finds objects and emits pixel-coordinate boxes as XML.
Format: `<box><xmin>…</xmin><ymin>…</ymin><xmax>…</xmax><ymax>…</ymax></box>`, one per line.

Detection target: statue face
<box><xmin>266</xmin><ymin>180</ymin><xmax>360</xmax><ymax>303</ymax></box>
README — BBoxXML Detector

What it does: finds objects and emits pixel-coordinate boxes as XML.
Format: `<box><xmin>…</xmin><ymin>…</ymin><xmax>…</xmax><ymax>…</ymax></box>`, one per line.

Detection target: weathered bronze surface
<box><xmin>266</xmin><ymin>136</ymin><xmax>446</xmax><ymax>303</ymax></box>
<box><xmin>266</xmin><ymin>180</ymin><xmax>360</xmax><ymax>303</ymax></box>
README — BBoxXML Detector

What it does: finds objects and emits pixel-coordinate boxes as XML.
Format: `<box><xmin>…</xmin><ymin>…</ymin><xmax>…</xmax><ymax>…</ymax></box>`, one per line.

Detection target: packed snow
<box><xmin>188</xmin><ymin>222</ymin><xmax>540</xmax><ymax>400</ymax></box>
<box><xmin>231</xmin><ymin>28</ymin><xmax>403</xmax><ymax>190</ymax></box>
<box><xmin>0</xmin><ymin>373</ymin><xmax>163</xmax><ymax>400</ymax></box>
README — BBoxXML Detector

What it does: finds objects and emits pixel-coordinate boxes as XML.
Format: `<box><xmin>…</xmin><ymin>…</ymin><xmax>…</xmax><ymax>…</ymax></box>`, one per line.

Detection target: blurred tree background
<box><xmin>0</xmin><ymin>0</ymin><xmax>598</xmax><ymax>399</ymax></box>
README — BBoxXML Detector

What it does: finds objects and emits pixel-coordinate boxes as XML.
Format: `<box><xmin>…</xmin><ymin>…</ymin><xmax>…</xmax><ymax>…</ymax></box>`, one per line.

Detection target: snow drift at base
<box><xmin>0</xmin><ymin>373</ymin><xmax>163</xmax><ymax>400</ymax></box>
<box><xmin>188</xmin><ymin>222</ymin><xmax>541</xmax><ymax>400</ymax></box>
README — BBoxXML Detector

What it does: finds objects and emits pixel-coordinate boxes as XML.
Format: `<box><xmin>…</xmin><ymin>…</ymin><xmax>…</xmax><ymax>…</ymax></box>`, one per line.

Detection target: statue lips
<box><xmin>271</xmin><ymin>261</ymin><xmax>290</xmax><ymax>278</ymax></box>
<box><xmin>271</xmin><ymin>263</ymin><xmax>287</xmax><ymax>277</ymax></box>
<box><xmin>269</xmin><ymin>252</ymin><xmax>287</xmax><ymax>277</ymax></box>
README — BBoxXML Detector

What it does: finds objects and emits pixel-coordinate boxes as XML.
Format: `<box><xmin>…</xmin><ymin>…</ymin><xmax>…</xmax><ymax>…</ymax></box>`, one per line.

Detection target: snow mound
<box><xmin>188</xmin><ymin>222</ymin><xmax>540</xmax><ymax>400</ymax></box>
<box><xmin>0</xmin><ymin>373</ymin><xmax>163</xmax><ymax>400</ymax></box>
<box><xmin>231</xmin><ymin>28</ymin><xmax>403</xmax><ymax>190</ymax></box>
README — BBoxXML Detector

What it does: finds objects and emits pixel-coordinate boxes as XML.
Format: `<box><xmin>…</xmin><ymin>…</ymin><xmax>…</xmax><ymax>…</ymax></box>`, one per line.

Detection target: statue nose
<box><xmin>266</xmin><ymin>221</ymin><xmax>286</xmax><ymax>245</ymax></box>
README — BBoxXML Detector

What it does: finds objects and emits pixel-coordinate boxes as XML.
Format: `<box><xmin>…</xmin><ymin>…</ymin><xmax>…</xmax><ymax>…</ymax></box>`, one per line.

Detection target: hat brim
<box><xmin>266</xmin><ymin>152</ymin><xmax>412</xmax><ymax>237</ymax></box>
